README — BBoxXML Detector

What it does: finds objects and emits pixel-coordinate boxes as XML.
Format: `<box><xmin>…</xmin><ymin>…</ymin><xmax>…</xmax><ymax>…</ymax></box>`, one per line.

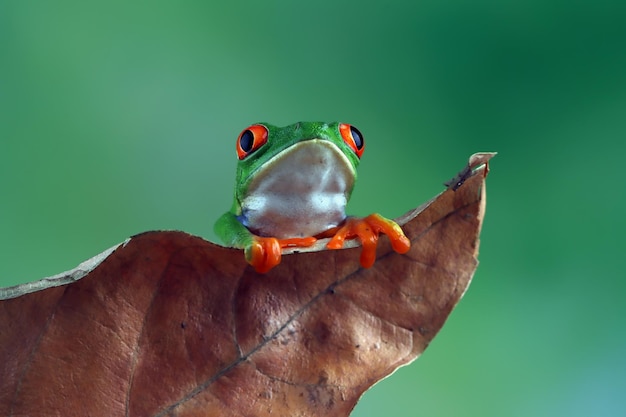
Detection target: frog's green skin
<box><xmin>214</xmin><ymin>122</ymin><xmax>361</xmax><ymax>250</ymax></box>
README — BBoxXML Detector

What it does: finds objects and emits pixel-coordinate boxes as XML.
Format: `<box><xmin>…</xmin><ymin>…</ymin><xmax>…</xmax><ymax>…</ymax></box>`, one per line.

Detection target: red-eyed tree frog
<box><xmin>214</xmin><ymin>122</ymin><xmax>411</xmax><ymax>273</ymax></box>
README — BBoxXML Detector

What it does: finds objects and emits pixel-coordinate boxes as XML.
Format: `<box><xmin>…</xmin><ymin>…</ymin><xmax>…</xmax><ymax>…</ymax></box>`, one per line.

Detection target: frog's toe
<box><xmin>246</xmin><ymin>237</ymin><xmax>282</xmax><ymax>273</ymax></box>
<box><xmin>325</xmin><ymin>214</ymin><xmax>410</xmax><ymax>268</ymax></box>
<box><xmin>365</xmin><ymin>213</ymin><xmax>411</xmax><ymax>255</ymax></box>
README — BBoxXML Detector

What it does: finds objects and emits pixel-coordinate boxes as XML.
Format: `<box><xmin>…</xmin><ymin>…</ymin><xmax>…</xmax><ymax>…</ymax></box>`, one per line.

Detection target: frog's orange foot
<box><xmin>326</xmin><ymin>214</ymin><xmax>411</xmax><ymax>268</ymax></box>
<box><xmin>245</xmin><ymin>236</ymin><xmax>317</xmax><ymax>273</ymax></box>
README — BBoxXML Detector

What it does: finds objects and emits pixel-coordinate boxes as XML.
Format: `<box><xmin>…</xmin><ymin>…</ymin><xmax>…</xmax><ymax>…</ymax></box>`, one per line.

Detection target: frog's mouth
<box><xmin>240</xmin><ymin>139</ymin><xmax>356</xmax><ymax>238</ymax></box>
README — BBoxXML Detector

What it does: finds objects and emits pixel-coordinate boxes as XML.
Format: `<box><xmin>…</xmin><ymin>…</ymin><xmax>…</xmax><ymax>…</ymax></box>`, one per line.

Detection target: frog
<box><xmin>214</xmin><ymin>121</ymin><xmax>411</xmax><ymax>273</ymax></box>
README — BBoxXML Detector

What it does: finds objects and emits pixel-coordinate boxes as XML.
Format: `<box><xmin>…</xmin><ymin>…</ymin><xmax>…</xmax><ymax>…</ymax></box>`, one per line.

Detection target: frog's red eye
<box><xmin>237</xmin><ymin>124</ymin><xmax>269</xmax><ymax>160</ymax></box>
<box><xmin>339</xmin><ymin>123</ymin><xmax>365</xmax><ymax>158</ymax></box>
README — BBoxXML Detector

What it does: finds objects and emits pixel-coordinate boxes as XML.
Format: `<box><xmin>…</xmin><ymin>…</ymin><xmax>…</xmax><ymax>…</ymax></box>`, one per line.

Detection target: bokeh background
<box><xmin>1</xmin><ymin>1</ymin><xmax>625</xmax><ymax>416</ymax></box>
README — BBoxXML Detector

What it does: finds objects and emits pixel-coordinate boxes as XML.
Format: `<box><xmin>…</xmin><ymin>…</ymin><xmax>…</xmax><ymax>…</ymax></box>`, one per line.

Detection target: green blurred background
<box><xmin>1</xmin><ymin>0</ymin><xmax>625</xmax><ymax>415</ymax></box>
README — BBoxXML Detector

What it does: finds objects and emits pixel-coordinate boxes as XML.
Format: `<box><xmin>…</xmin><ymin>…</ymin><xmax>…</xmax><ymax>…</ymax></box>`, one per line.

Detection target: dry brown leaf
<box><xmin>0</xmin><ymin>153</ymin><xmax>493</xmax><ymax>417</ymax></box>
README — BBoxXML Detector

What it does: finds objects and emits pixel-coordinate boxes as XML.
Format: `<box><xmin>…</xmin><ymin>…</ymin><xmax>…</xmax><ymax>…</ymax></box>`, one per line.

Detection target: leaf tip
<box><xmin>445</xmin><ymin>151</ymin><xmax>497</xmax><ymax>191</ymax></box>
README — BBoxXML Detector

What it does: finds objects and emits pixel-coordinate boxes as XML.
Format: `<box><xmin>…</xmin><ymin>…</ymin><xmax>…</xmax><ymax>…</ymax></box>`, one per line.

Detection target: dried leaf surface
<box><xmin>0</xmin><ymin>153</ymin><xmax>492</xmax><ymax>417</ymax></box>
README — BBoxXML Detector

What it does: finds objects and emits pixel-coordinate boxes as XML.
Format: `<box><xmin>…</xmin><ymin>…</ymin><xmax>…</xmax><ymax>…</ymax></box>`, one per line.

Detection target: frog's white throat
<box><xmin>240</xmin><ymin>139</ymin><xmax>355</xmax><ymax>239</ymax></box>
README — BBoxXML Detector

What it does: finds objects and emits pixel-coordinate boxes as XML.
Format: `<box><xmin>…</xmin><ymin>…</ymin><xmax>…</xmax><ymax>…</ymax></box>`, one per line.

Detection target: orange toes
<box><xmin>245</xmin><ymin>236</ymin><xmax>317</xmax><ymax>273</ymax></box>
<box><xmin>245</xmin><ymin>237</ymin><xmax>282</xmax><ymax>274</ymax></box>
<box><xmin>364</xmin><ymin>214</ymin><xmax>411</xmax><ymax>255</ymax></box>
<box><xmin>325</xmin><ymin>214</ymin><xmax>411</xmax><ymax>268</ymax></box>
<box><xmin>245</xmin><ymin>214</ymin><xmax>410</xmax><ymax>273</ymax></box>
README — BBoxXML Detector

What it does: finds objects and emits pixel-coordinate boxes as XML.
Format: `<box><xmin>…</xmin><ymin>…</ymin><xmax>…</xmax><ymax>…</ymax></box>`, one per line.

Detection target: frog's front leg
<box><xmin>245</xmin><ymin>236</ymin><xmax>316</xmax><ymax>273</ymax></box>
<box><xmin>214</xmin><ymin>212</ymin><xmax>316</xmax><ymax>273</ymax></box>
<box><xmin>325</xmin><ymin>214</ymin><xmax>411</xmax><ymax>268</ymax></box>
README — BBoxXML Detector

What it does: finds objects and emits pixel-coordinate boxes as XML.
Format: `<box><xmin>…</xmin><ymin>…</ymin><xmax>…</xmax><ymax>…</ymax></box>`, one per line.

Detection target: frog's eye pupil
<box><xmin>240</xmin><ymin>130</ymin><xmax>254</xmax><ymax>153</ymax></box>
<box><xmin>350</xmin><ymin>126</ymin><xmax>364</xmax><ymax>150</ymax></box>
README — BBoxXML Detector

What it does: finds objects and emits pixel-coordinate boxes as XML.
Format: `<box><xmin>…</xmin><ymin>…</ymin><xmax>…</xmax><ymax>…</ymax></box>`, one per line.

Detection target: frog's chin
<box><xmin>240</xmin><ymin>139</ymin><xmax>356</xmax><ymax>239</ymax></box>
